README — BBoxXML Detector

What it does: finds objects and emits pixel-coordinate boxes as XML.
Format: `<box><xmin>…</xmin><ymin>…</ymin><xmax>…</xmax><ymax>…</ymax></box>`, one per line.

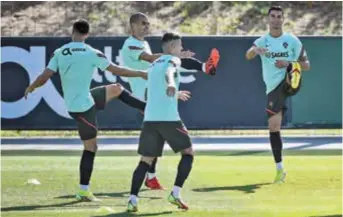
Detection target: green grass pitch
<box><xmin>1</xmin><ymin>151</ymin><xmax>342</xmax><ymax>217</ymax></box>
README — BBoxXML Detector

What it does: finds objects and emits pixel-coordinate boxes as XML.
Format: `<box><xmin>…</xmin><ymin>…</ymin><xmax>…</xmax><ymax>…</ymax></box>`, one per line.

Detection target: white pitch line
<box><xmin>1</xmin><ymin>135</ymin><xmax>342</xmax><ymax>139</ymax></box>
<box><xmin>1</xmin><ymin>143</ymin><xmax>341</xmax><ymax>150</ymax></box>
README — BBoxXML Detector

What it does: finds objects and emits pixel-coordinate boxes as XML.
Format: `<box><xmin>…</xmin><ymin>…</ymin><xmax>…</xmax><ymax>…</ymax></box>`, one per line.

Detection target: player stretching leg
<box><xmin>121</xmin><ymin>12</ymin><xmax>220</xmax><ymax>190</ymax></box>
<box><xmin>246</xmin><ymin>6</ymin><xmax>310</xmax><ymax>183</ymax></box>
<box><xmin>25</xmin><ymin>19</ymin><xmax>149</xmax><ymax>201</ymax></box>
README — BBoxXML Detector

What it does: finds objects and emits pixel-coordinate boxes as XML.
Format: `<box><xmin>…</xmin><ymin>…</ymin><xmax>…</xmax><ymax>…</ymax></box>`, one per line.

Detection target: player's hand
<box><xmin>275</xmin><ymin>60</ymin><xmax>290</xmax><ymax>69</ymax></box>
<box><xmin>140</xmin><ymin>71</ymin><xmax>148</xmax><ymax>80</ymax></box>
<box><xmin>180</xmin><ymin>50</ymin><xmax>195</xmax><ymax>59</ymax></box>
<box><xmin>24</xmin><ymin>86</ymin><xmax>35</xmax><ymax>99</ymax></box>
<box><xmin>253</xmin><ymin>47</ymin><xmax>268</xmax><ymax>55</ymax></box>
<box><xmin>178</xmin><ymin>90</ymin><xmax>191</xmax><ymax>101</ymax></box>
<box><xmin>166</xmin><ymin>86</ymin><xmax>176</xmax><ymax>97</ymax></box>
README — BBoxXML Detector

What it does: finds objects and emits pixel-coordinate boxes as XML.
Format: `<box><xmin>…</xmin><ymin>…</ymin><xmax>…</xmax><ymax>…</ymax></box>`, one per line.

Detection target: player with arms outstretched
<box><xmin>25</xmin><ymin>19</ymin><xmax>148</xmax><ymax>201</ymax></box>
<box><xmin>121</xmin><ymin>12</ymin><xmax>220</xmax><ymax>190</ymax></box>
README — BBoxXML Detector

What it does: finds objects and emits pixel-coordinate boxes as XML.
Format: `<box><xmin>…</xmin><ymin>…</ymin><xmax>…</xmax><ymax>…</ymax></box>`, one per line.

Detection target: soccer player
<box><xmin>121</xmin><ymin>12</ymin><xmax>220</xmax><ymax>189</ymax></box>
<box><xmin>24</xmin><ymin>19</ymin><xmax>149</xmax><ymax>201</ymax></box>
<box><xmin>127</xmin><ymin>32</ymin><xmax>198</xmax><ymax>212</ymax></box>
<box><xmin>246</xmin><ymin>6</ymin><xmax>310</xmax><ymax>183</ymax></box>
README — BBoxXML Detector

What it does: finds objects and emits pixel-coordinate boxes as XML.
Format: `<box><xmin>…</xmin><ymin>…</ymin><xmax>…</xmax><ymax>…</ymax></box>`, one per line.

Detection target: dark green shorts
<box><xmin>138</xmin><ymin>121</ymin><xmax>192</xmax><ymax>157</ymax></box>
<box><xmin>68</xmin><ymin>86</ymin><xmax>107</xmax><ymax>141</ymax></box>
<box><xmin>90</xmin><ymin>85</ymin><xmax>107</xmax><ymax>110</ymax></box>
<box><xmin>266</xmin><ymin>75</ymin><xmax>301</xmax><ymax>118</ymax></box>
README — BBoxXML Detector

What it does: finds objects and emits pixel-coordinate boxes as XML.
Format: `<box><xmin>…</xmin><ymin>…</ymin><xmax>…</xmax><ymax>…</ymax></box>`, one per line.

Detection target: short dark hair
<box><xmin>268</xmin><ymin>6</ymin><xmax>283</xmax><ymax>15</ymax></box>
<box><xmin>161</xmin><ymin>32</ymin><xmax>181</xmax><ymax>45</ymax></box>
<box><xmin>72</xmin><ymin>19</ymin><xmax>90</xmax><ymax>34</ymax></box>
<box><xmin>129</xmin><ymin>12</ymin><xmax>147</xmax><ymax>25</ymax></box>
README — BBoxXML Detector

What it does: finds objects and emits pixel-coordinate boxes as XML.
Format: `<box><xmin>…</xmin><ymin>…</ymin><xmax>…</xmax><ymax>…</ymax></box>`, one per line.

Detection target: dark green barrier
<box><xmin>1</xmin><ymin>36</ymin><xmax>341</xmax><ymax>129</ymax></box>
<box><xmin>291</xmin><ymin>37</ymin><xmax>342</xmax><ymax>127</ymax></box>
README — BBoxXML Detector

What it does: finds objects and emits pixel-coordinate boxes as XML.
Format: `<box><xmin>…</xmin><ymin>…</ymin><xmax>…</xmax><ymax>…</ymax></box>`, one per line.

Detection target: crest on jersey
<box><xmin>283</xmin><ymin>42</ymin><xmax>288</xmax><ymax>48</ymax></box>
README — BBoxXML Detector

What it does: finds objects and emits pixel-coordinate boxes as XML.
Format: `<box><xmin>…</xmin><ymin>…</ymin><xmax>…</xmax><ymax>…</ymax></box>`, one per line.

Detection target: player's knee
<box><xmin>268</xmin><ymin>113</ymin><xmax>282</xmax><ymax>132</ymax></box>
<box><xmin>141</xmin><ymin>156</ymin><xmax>154</xmax><ymax>165</ymax></box>
<box><xmin>269</xmin><ymin>127</ymin><xmax>280</xmax><ymax>133</ymax></box>
<box><xmin>181</xmin><ymin>147</ymin><xmax>194</xmax><ymax>156</ymax></box>
<box><xmin>88</xmin><ymin>145</ymin><xmax>97</xmax><ymax>153</ymax></box>
<box><xmin>83</xmin><ymin>138</ymin><xmax>98</xmax><ymax>152</ymax></box>
<box><xmin>268</xmin><ymin>121</ymin><xmax>281</xmax><ymax>132</ymax></box>
<box><xmin>107</xmin><ymin>83</ymin><xmax>123</xmax><ymax>98</ymax></box>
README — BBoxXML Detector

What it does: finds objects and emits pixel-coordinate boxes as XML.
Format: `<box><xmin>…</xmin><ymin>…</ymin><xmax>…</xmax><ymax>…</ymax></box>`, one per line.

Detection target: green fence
<box><xmin>291</xmin><ymin>37</ymin><xmax>342</xmax><ymax>127</ymax></box>
<box><xmin>1</xmin><ymin>36</ymin><xmax>341</xmax><ymax>129</ymax></box>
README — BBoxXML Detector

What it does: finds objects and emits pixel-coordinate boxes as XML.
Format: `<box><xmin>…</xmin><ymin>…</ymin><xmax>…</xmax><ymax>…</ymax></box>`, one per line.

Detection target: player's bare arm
<box><xmin>24</xmin><ymin>68</ymin><xmax>55</xmax><ymax>99</ymax></box>
<box><xmin>106</xmin><ymin>64</ymin><xmax>147</xmax><ymax>80</ymax></box>
<box><xmin>139</xmin><ymin>52</ymin><xmax>163</xmax><ymax>63</ymax></box>
<box><xmin>274</xmin><ymin>60</ymin><xmax>290</xmax><ymax>68</ymax></box>
<box><xmin>140</xmin><ymin>50</ymin><xmax>195</xmax><ymax>63</ymax></box>
<box><xmin>180</xmin><ymin>50</ymin><xmax>195</xmax><ymax>59</ymax></box>
<box><xmin>140</xmin><ymin>48</ymin><xmax>219</xmax><ymax>76</ymax></box>
<box><xmin>275</xmin><ymin>48</ymin><xmax>310</xmax><ymax>71</ymax></box>
<box><xmin>246</xmin><ymin>45</ymin><xmax>268</xmax><ymax>60</ymax></box>
<box><xmin>297</xmin><ymin>47</ymin><xmax>310</xmax><ymax>71</ymax></box>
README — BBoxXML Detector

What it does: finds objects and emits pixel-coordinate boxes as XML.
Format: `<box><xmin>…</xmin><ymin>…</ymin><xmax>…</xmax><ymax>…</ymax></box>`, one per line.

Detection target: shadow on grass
<box><xmin>92</xmin><ymin>211</ymin><xmax>174</xmax><ymax>217</ymax></box>
<box><xmin>2</xmin><ymin>189</ymin><xmax>164</xmax><ymax>212</ymax></box>
<box><xmin>1</xmin><ymin>200</ymin><xmax>82</xmax><ymax>212</ymax></box>
<box><xmin>193</xmin><ymin>182</ymin><xmax>270</xmax><ymax>194</ymax></box>
<box><xmin>55</xmin><ymin>189</ymin><xmax>162</xmax><ymax>200</ymax></box>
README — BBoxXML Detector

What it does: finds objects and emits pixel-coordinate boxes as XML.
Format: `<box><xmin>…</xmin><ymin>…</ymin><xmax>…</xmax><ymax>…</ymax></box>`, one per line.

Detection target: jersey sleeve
<box><xmin>124</xmin><ymin>40</ymin><xmax>145</xmax><ymax>60</ymax></box>
<box><xmin>253</xmin><ymin>36</ymin><xmax>264</xmax><ymax>47</ymax></box>
<box><xmin>46</xmin><ymin>49</ymin><xmax>59</xmax><ymax>73</ymax></box>
<box><xmin>166</xmin><ymin>56</ymin><xmax>181</xmax><ymax>74</ymax></box>
<box><xmin>93</xmin><ymin>50</ymin><xmax>111</xmax><ymax>71</ymax></box>
<box><xmin>292</xmin><ymin>35</ymin><xmax>303</xmax><ymax>60</ymax></box>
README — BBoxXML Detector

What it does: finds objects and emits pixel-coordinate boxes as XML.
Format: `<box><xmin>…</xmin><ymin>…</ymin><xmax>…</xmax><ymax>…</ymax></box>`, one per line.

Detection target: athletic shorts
<box><xmin>266</xmin><ymin>74</ymin><xmax>302</xmax><ymax>118</ymax></box>
<box><xmin>138</xmin><ymin>121</ymin><xmax>192</xmax><ymax>157</ymax></box>
<box><xmin>68</xmin><ymin>86</ymin><xmax>106</xmax><ymax>140</ymax></box>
